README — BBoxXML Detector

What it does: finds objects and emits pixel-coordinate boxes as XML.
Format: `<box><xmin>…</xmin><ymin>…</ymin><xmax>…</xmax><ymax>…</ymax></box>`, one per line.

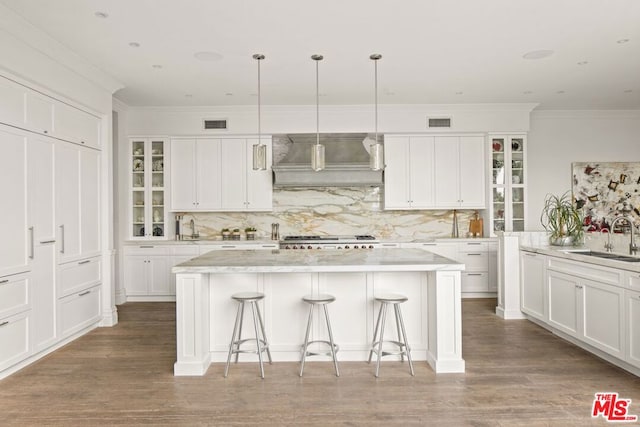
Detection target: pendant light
<box><xmin>311</xmin><ymin>54</ymin><xmax>325</xmax><ymax>171</ymax></box>
<box><xmin>252</xmin><ymin>53</ymin><xmax>267</xmax><ymax>171</ymax></box>
<box><xmin>369</xmin><ymin>53</ymin><xmax>384</xmax><ymax>171</ymax></box>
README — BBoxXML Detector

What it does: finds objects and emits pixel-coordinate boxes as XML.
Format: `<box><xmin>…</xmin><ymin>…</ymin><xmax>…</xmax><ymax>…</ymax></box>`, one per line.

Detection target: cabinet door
<box><xmin>627</xmin><ymin>290</ymin><xmax>640</xmax><ymax>368</ymax></box>
<box><xmin>408</xmin><ymin>136</ymin><xmax>435</xmax><ymax>208</ymax></box>
<box><xmin>27</xmin><ymin>135</ymin><xmax>56</xmax><ymax>242</ymax></box>
<box><xmin>123</xmin><ymin>257</ymin><xmax>148</xmax><ymax>296</ymax></box>
<box><xmin>521</xmin><ymin>252</ymin><xmax>546</xmax><ymax>321</ymax></box>
<box><xmin>383</xmin><ymin>136</ymin><xmax>410</xmax><ymax>209</ymax></box>
<box><xmin>459</xmin><ymin>136</ymin><xmax>485</xmax><ymax>208</ymax></box>
<box><xmin>0</xmin><ymin>76</ymin><xmax>26</xmax><ymax>128</ymax></box>
<box><xmin>55</xmin><ymin>142</ymin><xmax>81</xmax><ymax>263</ymax></box>
<box><xmin>0</xmin><ymin>126</ymin><xmax>29</xmax><ymax>277</ymax></box>
<box><xmin>148</xmin><ymin>257</ymin><xmax>171</xmax><ymax>295</ymax></box>
<box><xmin>31</xmin><ymin>244</ymin><xmax>57</xmax><ymax>351</ymax></box>
<box><xmin>80</xmin><ymin>148</ymin><xmax>101</xmax><ymax>257</ymax></box>
<box><xmin>196</xmin><ymin>139</ymin><xmax>222</xmax><ymax>210</ymax></box>
<box><xmin>25</xmin><ymin>91</ymin><xmax>54</xmax><ymax>135</ymax></box>
<box><xmin>582</xmin><ymin>280</ymin><xmax>624</xmax><ymax>358</ymax></box>
<box><xmin>488</xmin><ymin>243</ymin><xmax>498</xmax><ymax>292</ymax></box>
<box><xmin>170</xmin><ymin>139</ymin><xmax>197</xmax><ymax>210</ymax></box>
<box><xmin>220</xmin><ymin>139</ymin><xmax>247</xmax><ymax>210</ymax></box>
<box><xmin>547</xmin><ymin>270</ymin><xmax>579</xmax><ymax>337</ymax></box>
<box><xmin>54</xmin><ymin>102</ymin><xmax>100</xmax><ymax>148</ymax></box>
<box><xmin>246</xmin><ymin>138</ymin><xmax>273</xmax><ymax>211</ymax></box>
<box><xmin>434</xmin><ymin>136</ymin><xmax>460</xmax><ymax>208</ymax></box>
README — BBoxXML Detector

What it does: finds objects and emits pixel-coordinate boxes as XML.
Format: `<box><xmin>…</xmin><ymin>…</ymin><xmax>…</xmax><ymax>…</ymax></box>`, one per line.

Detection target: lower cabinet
<box><xmin>627</xmin><ymin>289</ymin><xmax>640</xmax><ymax>368</ymax></box>
<box><xmin>521</xmin><ymin>251</ymin><xmax>546</xmax><ymax>321</ymax></box>
<box><xmin>58</xmin><ymin>285</ymin><xmax>101</xmax><ymax>338</ymax></box>
<box><xmin>0</xmin><ymin>310</ymin><xmax>31</xmax><ymax>372</ymax></box>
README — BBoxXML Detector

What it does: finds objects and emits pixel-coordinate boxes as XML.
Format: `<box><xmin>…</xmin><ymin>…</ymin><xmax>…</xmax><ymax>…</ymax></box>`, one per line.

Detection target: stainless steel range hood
<box><xmin>272</xmin><ymin>133</ymin><xmax>383</xmax><ymax>187</ymax></box>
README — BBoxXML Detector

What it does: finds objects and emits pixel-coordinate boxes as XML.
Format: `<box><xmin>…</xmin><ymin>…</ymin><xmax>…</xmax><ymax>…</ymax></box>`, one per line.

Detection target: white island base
<box><xmin>173</xmin><ymin>249</ymin><xmax>465</xmax><ymax>376</ymax></box>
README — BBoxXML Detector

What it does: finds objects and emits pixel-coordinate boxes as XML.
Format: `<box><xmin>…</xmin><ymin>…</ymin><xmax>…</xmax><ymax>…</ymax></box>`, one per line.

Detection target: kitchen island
<box><xmin>172</xmin><ymin>248</ymin><xmax>465</xmax><ymax>376</ymax></box>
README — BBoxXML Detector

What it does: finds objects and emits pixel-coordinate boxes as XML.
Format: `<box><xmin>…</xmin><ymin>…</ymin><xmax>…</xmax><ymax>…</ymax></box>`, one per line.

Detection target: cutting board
<box><xmin>469</xmin><ymin>211</ymin><xmax>483</xmax><ymax>237</ymax></box>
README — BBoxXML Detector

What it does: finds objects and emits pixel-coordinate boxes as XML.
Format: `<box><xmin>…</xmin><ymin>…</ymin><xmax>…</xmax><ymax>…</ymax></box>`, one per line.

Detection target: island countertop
<box><xmin>172</xmin><ymin>248</ymin><xmax>465</xmax><ymax>274</ymax></box>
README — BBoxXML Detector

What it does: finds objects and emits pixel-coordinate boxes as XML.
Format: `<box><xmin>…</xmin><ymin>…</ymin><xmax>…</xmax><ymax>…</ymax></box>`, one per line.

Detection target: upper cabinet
<box><xmin>384</xmin><ymin>135</ymin><xmax>435</xmax><ymax>209</ymax></box>
<box><xmin>0</xmin><ymin>75</ymin><xmax>100</xmax><ymax>149</ymax></box>
<box><xmin>384</xmin><ymin>134</ymin><xmax>485</xmax><ymax>210</ymax></box>
<box><xmin>489</xmin><ymin>134</ymin><xmax>527</xmax><ymax>234</ymax></box>
<box><xmin>170</xmin><ymin>137</ymin><xmax>272</xmax><ymax>212</ymax></box>
<box><xmin>434</xmin><ymin>136</ymin><xmax>485</xmax><ymax>209</ymax></box>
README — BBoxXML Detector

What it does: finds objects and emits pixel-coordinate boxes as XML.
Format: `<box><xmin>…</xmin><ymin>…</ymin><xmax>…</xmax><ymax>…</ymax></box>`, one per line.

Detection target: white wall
<box><xmin>527</xmin><ymin>110</ymin><xmax>640</xmax><ymax>230</ymax></box>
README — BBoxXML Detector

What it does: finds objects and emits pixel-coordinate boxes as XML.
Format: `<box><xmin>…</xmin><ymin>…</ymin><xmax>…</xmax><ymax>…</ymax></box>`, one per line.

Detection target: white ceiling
<box><xmin>3</xmin><ymin>0</ymin><xmax>640</xmax><ymax>109</ymax></box>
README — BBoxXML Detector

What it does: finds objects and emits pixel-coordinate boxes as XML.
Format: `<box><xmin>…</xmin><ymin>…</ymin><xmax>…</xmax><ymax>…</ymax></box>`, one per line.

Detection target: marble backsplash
<box><xmin>177</xmin><ymin>187</ymin><xmax>484</xmax><ymax>240</ymax></box>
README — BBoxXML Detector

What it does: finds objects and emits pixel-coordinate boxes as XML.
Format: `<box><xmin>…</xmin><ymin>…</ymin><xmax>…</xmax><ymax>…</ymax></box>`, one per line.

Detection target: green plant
<box><xmin>221</xmin><ymin>228</ymin><xmax>230</xmax><ymax>232</ymax></box>
<box><xmin>245</xmin><ymin>227</ymin><xmax>257</xmax><ymax>232</ymax></box>
<box><xmin>540</xmin><ymin>191</ymin><xmax>584</xmax><ymax>245</ymax></box>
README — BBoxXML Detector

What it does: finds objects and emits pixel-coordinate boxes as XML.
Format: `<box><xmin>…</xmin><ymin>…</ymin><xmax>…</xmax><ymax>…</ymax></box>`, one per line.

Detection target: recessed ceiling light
<box><xmin>523</xmin><ymin>91</ymin><xmax>533</xmax><ymax>95</ymax></box>
<box><xmin>225</xmin><ymin>92</ymin><xmax>233</xmax><ymax>96</ymax></box>
<box><xmin>577</xmin><ymin>61</ymin><xmax>589</xmax><ymax>65</ymax></box>
<box><xmin>617</xmin><ymin>39</ymin><xmax>630</xmax><ymax>44</ymax></box>
<box><xmin>152</xmin><ymin>64</ymin><xmax>163</xmax><ymax>69</ymax></box>
<box><xmin>94</xmin><ymin>11</ymin><xmax>108</xmax><ymax>19</ymax></box>
<box><xmin>624</xmin><ymin>89</ymin><xmax>633</xmax><ymax>93</ymax></box>
<box><xmin>523</xmin><ymin>50</ymin><xmax>554</xmax><ymax>60</ymax></box>
<box><xmin>129</xmin><ymin>42</ymin><xmax>140</xmax><ymax>48</ymax></box>
<box><xmin>185</xmin><ymin>94</ymin><xmax>193</xmax><ymax>98</ymax></box>
<box><xmin>556</xmin><ymin>90</ymin><xmax>566</xmax><ymax>94</ymax></box>
<box><xmin>194</xmin><ymin>51</ymin><xmax>223</xmax><ymax>61</ymax></box>
<box><xmin>455</xmin><ymin>91</ymin><xmax>463</xmax><ymax>95</ymax></box>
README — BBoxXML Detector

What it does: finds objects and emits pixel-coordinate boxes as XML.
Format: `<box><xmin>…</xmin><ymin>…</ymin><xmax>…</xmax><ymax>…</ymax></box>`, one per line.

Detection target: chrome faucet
<box><xmin>189</xmin><ymin>218</ymin><xmax>199</xmax><ymax>239</ymax></box>
<box><xmin>608</xmin><ymin>215</ymin><xmax>638</xmax><ymax>255</ymax></box>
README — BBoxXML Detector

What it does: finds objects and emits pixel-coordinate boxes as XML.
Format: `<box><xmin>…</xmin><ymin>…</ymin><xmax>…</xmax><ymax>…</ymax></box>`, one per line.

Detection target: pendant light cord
<box><xmin>258</xmin><ymin>57</ymin><xmax>261</xmax><ymax>141</ymax></box>
<box><xmin>315</xmin><ymin>58</ymin><xmax>320</xmax><ymax>146</ymax></box>
<box><xmin>374</xmin><ymin>58</ymin><xmax>378</xmax><ymax>143</ymax></box>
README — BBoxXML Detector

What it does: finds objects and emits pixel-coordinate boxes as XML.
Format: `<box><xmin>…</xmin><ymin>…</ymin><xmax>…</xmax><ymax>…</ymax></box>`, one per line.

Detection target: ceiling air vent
<box><xmin>427</xmin><ymin>117</ymin><xmax>452</xmax><ymax>128</ymax></box>
<box><xmin>203</xmin><ymin>118</ymin><xmax>228</xmax><ymax>130</ymax></box>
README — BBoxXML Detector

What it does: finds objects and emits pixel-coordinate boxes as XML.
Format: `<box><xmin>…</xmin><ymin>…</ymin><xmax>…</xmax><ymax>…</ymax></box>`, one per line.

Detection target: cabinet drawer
<box><xmin>124</xmin><ymin>245</ymin><xmax>171</xmax><ymax>256</ymax></box>
<box><xmin>172</xmin><ymin>246</ymin><xmax>200</xmax><ymax>256</ymax></box>
<box><xmin>0</xmin><ymin>311</ymin><xmax>30</xmax><ymax>371</ymax></box>
<box><xmin>462</xmin><ymin>272</ymin><xmax>489</xmax><ymax>292</ymax></box>
<box><xmin>459</xmin><ymin>242</ymin><xmax>488</xmax><ymax>252</ymax></box>
<box><xmin>59</xmin><ymin>285</ymin><xmax>101</xmax><ymax>337</ymax></box>
<box><xmin>458</xmin><ymin>252</ymin><xmax>488</xmax><ymax>271</ymax></box>
<box><xmin>628</xmin><ymin>273</ymin><xmax>640</xmax><ymax>291</ymax></box>
<box><xmin>59</xmin><ymin>257</ymin><xmax>101</xmax><ymax>298</ymax></box>
<box><xmin>0</xmin><ymin>274</ymin><xmax>29</xmax><ymax>318</ymax></box>
<box><xmin>547</xmin><ymin>257</ymin><xmax>623</xmax><ymax>286</ymax></box>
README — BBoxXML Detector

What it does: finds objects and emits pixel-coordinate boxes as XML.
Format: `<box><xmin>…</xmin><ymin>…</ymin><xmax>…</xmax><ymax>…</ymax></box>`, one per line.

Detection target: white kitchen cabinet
<box><xmin>581</xmin><ymin>279</ymin><xmax>624</xmax><ymax>359</ymax></box>
<box><xmin>0</xmin><ymin>273</ymin><xmax>30</xmax><ymax>320</ymax></box>
<box><xmin>58</xmin><ymin>284</ymin><xmax>101</xmax><ymax>338</ymax></box>
<box><xmin>0</xmin><ymin>126</ymin><xmax>29</xmax><ymax>278</ymax></box>
<box><xmin>434</xmin><ymin>136</ymin><xmax>485</xmax><ymax>209</ymax></box>
<box><xmin>0</xmin><ymin>75</ymin><xmax>27</xmax><ymax>128</ymax></box>
<box><xmin>130</xmin><ymin>138</ymin><xmax>170</xmax><ymax>239</ymax></box>
<box><xmin>55</xmin><ymin>142</ymin><xmax>101</xmax><ymax>263</ymax></box>
<box><xmin>123</xmin><ymin>246</ymin><xmax>172</xmax><ymax>298</ymax></box>
<box><xmin>25</xmin><ymin>90</ymin><xmax>54</xmax><ymax>136</ymax></box>
<box><xmin>488</xmin><ymin>242</ymin><xmax>498</xmax><ymax>292</ymax></box>
<box><xmin>0</xmin><ymin>310</ymin><xmax>31</xmax><ymax>372</ymax></box>
<box><xmin>520</xmin><ymin>251</ymin><xmax>546</xmax><ymax>321</ymax></box>
<box><xmin>489</xmin><ymin>134</ymin><xmax>526</xmax><ymax>235</ymax></box>
<box><xmin>627</xmin><ymin>289</ymin><xmax>640</xmax><ymax>369</ymax></box>
<box><xmin>53</xmin><ymin>101</ymin><xmax>100</xmax><ymax>149</ymax></box>
<box><xmin>547</xmin><ymin>270</ymin><xmax>580</xmax><ymax>337</ymax></box>
<box><xmin>383</xmin><ymin>136</ymin><xmax>435</xmax><ymax>209</ymax></box>
<box><xmin>170</xmin><ymin>138</ymin><xmax>222</xmax><ymax>211</ymax></box>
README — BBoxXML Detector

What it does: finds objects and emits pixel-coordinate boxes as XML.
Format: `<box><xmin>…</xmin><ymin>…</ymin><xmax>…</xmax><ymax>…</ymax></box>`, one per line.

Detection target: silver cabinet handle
<box><xmin>139</xmin><ymin>245</ymin><xmax>154</xmax><ymax>249</ymax></box>
<box><xmin>59</xmin><ymin>225</ymin><xmax>65</xmax><ymax>254</ymax></box>
<box><xmin>575</xmin><ymin>285</ymin><xmax>583</xmax><ymax>289</ymax></box>
<box><xmin>221</xmin><ymin>245</ymin><xmax>236</xmax><ymax>249</ymax></box>
<box><xmin>466</xmin><ymin>253</ymin><xmax>482</xmax><ymax>256</ymax></box>
<box><xmin>40</xmin><ymin>239</ymin><xmax>56</xmax><ymax>244</ymax></box>
<box><xmin>78</xmin><ymin>260</ymin><xmax>91</xmax><ymax>265</ymax></box>
<box><xmin>79</xmin><ymin>290</ymin><xmax>91</xmax><ymax>297</ymax></box>
<box><xmin>466</xmin><ymin>273</ymin><xmax>483</xmax><ymax>276</ymax></box>
<box><xmin>524</xmin><ymin>253</ymin><xmax>536</xmax><ymax>257</ymax></box>
<box><xmin>0</xmin><ymin>279</ymin><xmax>9</xmax><ymax>285</ymax></box>
<box><xmin>29</xmin><ymin>226</ymin><xmax>34</xmax><ymax>259</ymax></box>
<box><xmin>466</xmin><ymin>242</ymin><xmax>482</xmax><ymax>245</ymax></box>
<box><xmin>0</xmin><ymin>321</ymin><xmax>9</xmax><ymax>327</ymax></box>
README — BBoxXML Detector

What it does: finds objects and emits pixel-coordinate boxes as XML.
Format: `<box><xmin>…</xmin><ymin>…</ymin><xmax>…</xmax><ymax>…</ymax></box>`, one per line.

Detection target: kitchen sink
<box><xmin>563</xmin><ymin>249</ymin><xmax>640</xmax><ymax>262</ymax></box>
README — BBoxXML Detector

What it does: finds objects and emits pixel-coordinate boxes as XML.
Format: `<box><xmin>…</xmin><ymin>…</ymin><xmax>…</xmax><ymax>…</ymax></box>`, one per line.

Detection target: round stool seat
<box><xmin>374</xmin><ymin>293</ymin><xmax>408</xmax><ymax>303</ymax></box>
<box><xmin>231</xmin><ymin>292</ymin><xmax>265</xmax><ymax>302</ymax></box>
<box><xmin>302</xmin><ymin>294</ymin><xmax>336</xmax><ymax>305</ymax></box>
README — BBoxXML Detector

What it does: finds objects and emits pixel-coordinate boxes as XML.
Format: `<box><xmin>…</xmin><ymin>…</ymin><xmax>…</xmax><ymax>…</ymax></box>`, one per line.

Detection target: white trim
<box><xmin>532</xmin><ymin>110</ymin><xmax>640</xmax><ymax>120</ymax></box>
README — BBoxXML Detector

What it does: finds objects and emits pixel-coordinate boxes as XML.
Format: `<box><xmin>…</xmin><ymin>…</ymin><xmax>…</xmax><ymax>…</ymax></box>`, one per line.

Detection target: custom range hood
<box><xmin>272</xmin><ymin>133</ymin><xmax>383</xmax><ymax>187</ymax></box>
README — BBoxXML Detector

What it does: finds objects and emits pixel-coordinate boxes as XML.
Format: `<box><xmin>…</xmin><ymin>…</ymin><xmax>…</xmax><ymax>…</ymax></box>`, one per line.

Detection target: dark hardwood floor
<box><xmin>1</xmin><ymin>299</ymin><xmax>638</xmax><ymax>426</ymax></box>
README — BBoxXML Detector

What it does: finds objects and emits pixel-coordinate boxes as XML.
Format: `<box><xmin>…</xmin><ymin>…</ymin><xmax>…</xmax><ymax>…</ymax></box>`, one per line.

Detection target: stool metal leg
<box><xmin>254</xmin><ymin>301</ymin><xmax>272</xmax><ymax>363</ymax></box>
<box><xmin>323</xmin><ymin>305</ymin><xmax>340</xmax><ymax>377</ymax></box>
<box><xmin>375</xmin><ymin>302</ymin><xmax>388</xmax><ymax>378</ymax></box>
<box><xmin>250</xmin><ymin>301</ymin><xmax>265</xmax><ymax>379</ymax></box>
<box><xmin>234</xmin><ymin>302</ymin><xmax>246</xmax><ymax>363</ymax></box>
<box><xmin>396</xmin><ymin>304</ymin><xmax>415</xmax><ymax>376</ymax></box>
<box><xmin>299</xmin><ymin>304</ymin><xmax>314</xmax><ymax>377</ymax></box>
<box><xmin>394</xmin><ymin>305</ymin><xmax>405</xmax><ymax>362</ymax></box>
<box><xmin>368</xmin><ymin>303</ymin><xmax>384</xmax><ymax>363</ymax></box>
<box><xmin>224</xmin><ymin>302</ymin><xmax>243</xmax><ymax>378</ymax></box>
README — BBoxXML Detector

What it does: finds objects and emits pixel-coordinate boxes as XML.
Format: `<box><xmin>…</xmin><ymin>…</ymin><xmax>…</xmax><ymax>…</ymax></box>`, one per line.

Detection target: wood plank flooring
<box><xmin>1</xmin><ymin>299</ymin><xmax>639</xmax><ymax>426</ymax></box>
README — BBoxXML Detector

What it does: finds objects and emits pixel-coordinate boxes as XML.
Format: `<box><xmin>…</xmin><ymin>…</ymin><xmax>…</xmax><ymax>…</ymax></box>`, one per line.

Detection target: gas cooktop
<box><xmin>279</xmin><ymin>235</ymin><xmax>380</xmax><ymax>250</ymax></box>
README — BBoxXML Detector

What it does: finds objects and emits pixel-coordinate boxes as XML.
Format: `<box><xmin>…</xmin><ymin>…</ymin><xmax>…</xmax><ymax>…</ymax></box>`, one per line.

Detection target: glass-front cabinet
<box><xmin>489</xmin><ymin>134</ymin><xmax>526</xmax><ymax>235</ymax></box>
<box><xmin>130</xmin><ymin>137</ymin><xmax>169</xmax><ymax>240</ymax></box>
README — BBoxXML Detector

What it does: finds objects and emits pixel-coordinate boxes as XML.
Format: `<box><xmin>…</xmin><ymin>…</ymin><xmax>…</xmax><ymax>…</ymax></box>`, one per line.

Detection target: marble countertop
<box><xmin>172</xmin><ymin>248</ymin><xmax>465</xmax><ymax>274</ymax></box>
<box><xmin>520</xmin><ymin>244</ymin><xmax>640</xmax><ymax>273</ymax></box>
<box><xmin>125</xmin><ymin>237</ymin><xmax>496</xmax><ymax>246</ymax></box>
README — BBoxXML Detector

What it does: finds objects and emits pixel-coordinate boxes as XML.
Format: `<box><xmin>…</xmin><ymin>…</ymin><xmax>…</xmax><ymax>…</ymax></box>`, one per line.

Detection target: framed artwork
<box><xmin>572</xmin><ymin>162</ymin><xmax>640</xmax><ymax>232</ymax></box>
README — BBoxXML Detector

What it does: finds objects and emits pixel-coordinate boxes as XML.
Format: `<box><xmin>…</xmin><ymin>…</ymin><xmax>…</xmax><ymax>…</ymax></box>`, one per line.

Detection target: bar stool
<box><xmin>224</xmin><ymin>292</ymin><xmax>272</xmax><ymax>379</ymax></box>
<box><xmin>368</xmin><ymin>293</ymin><xmax>414</xmax><ymax>377</ymax></box>
<box><xmin>299</xmin><ymin>294</ymin><xmax>340</xmax><ymax>377</ymax></box>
